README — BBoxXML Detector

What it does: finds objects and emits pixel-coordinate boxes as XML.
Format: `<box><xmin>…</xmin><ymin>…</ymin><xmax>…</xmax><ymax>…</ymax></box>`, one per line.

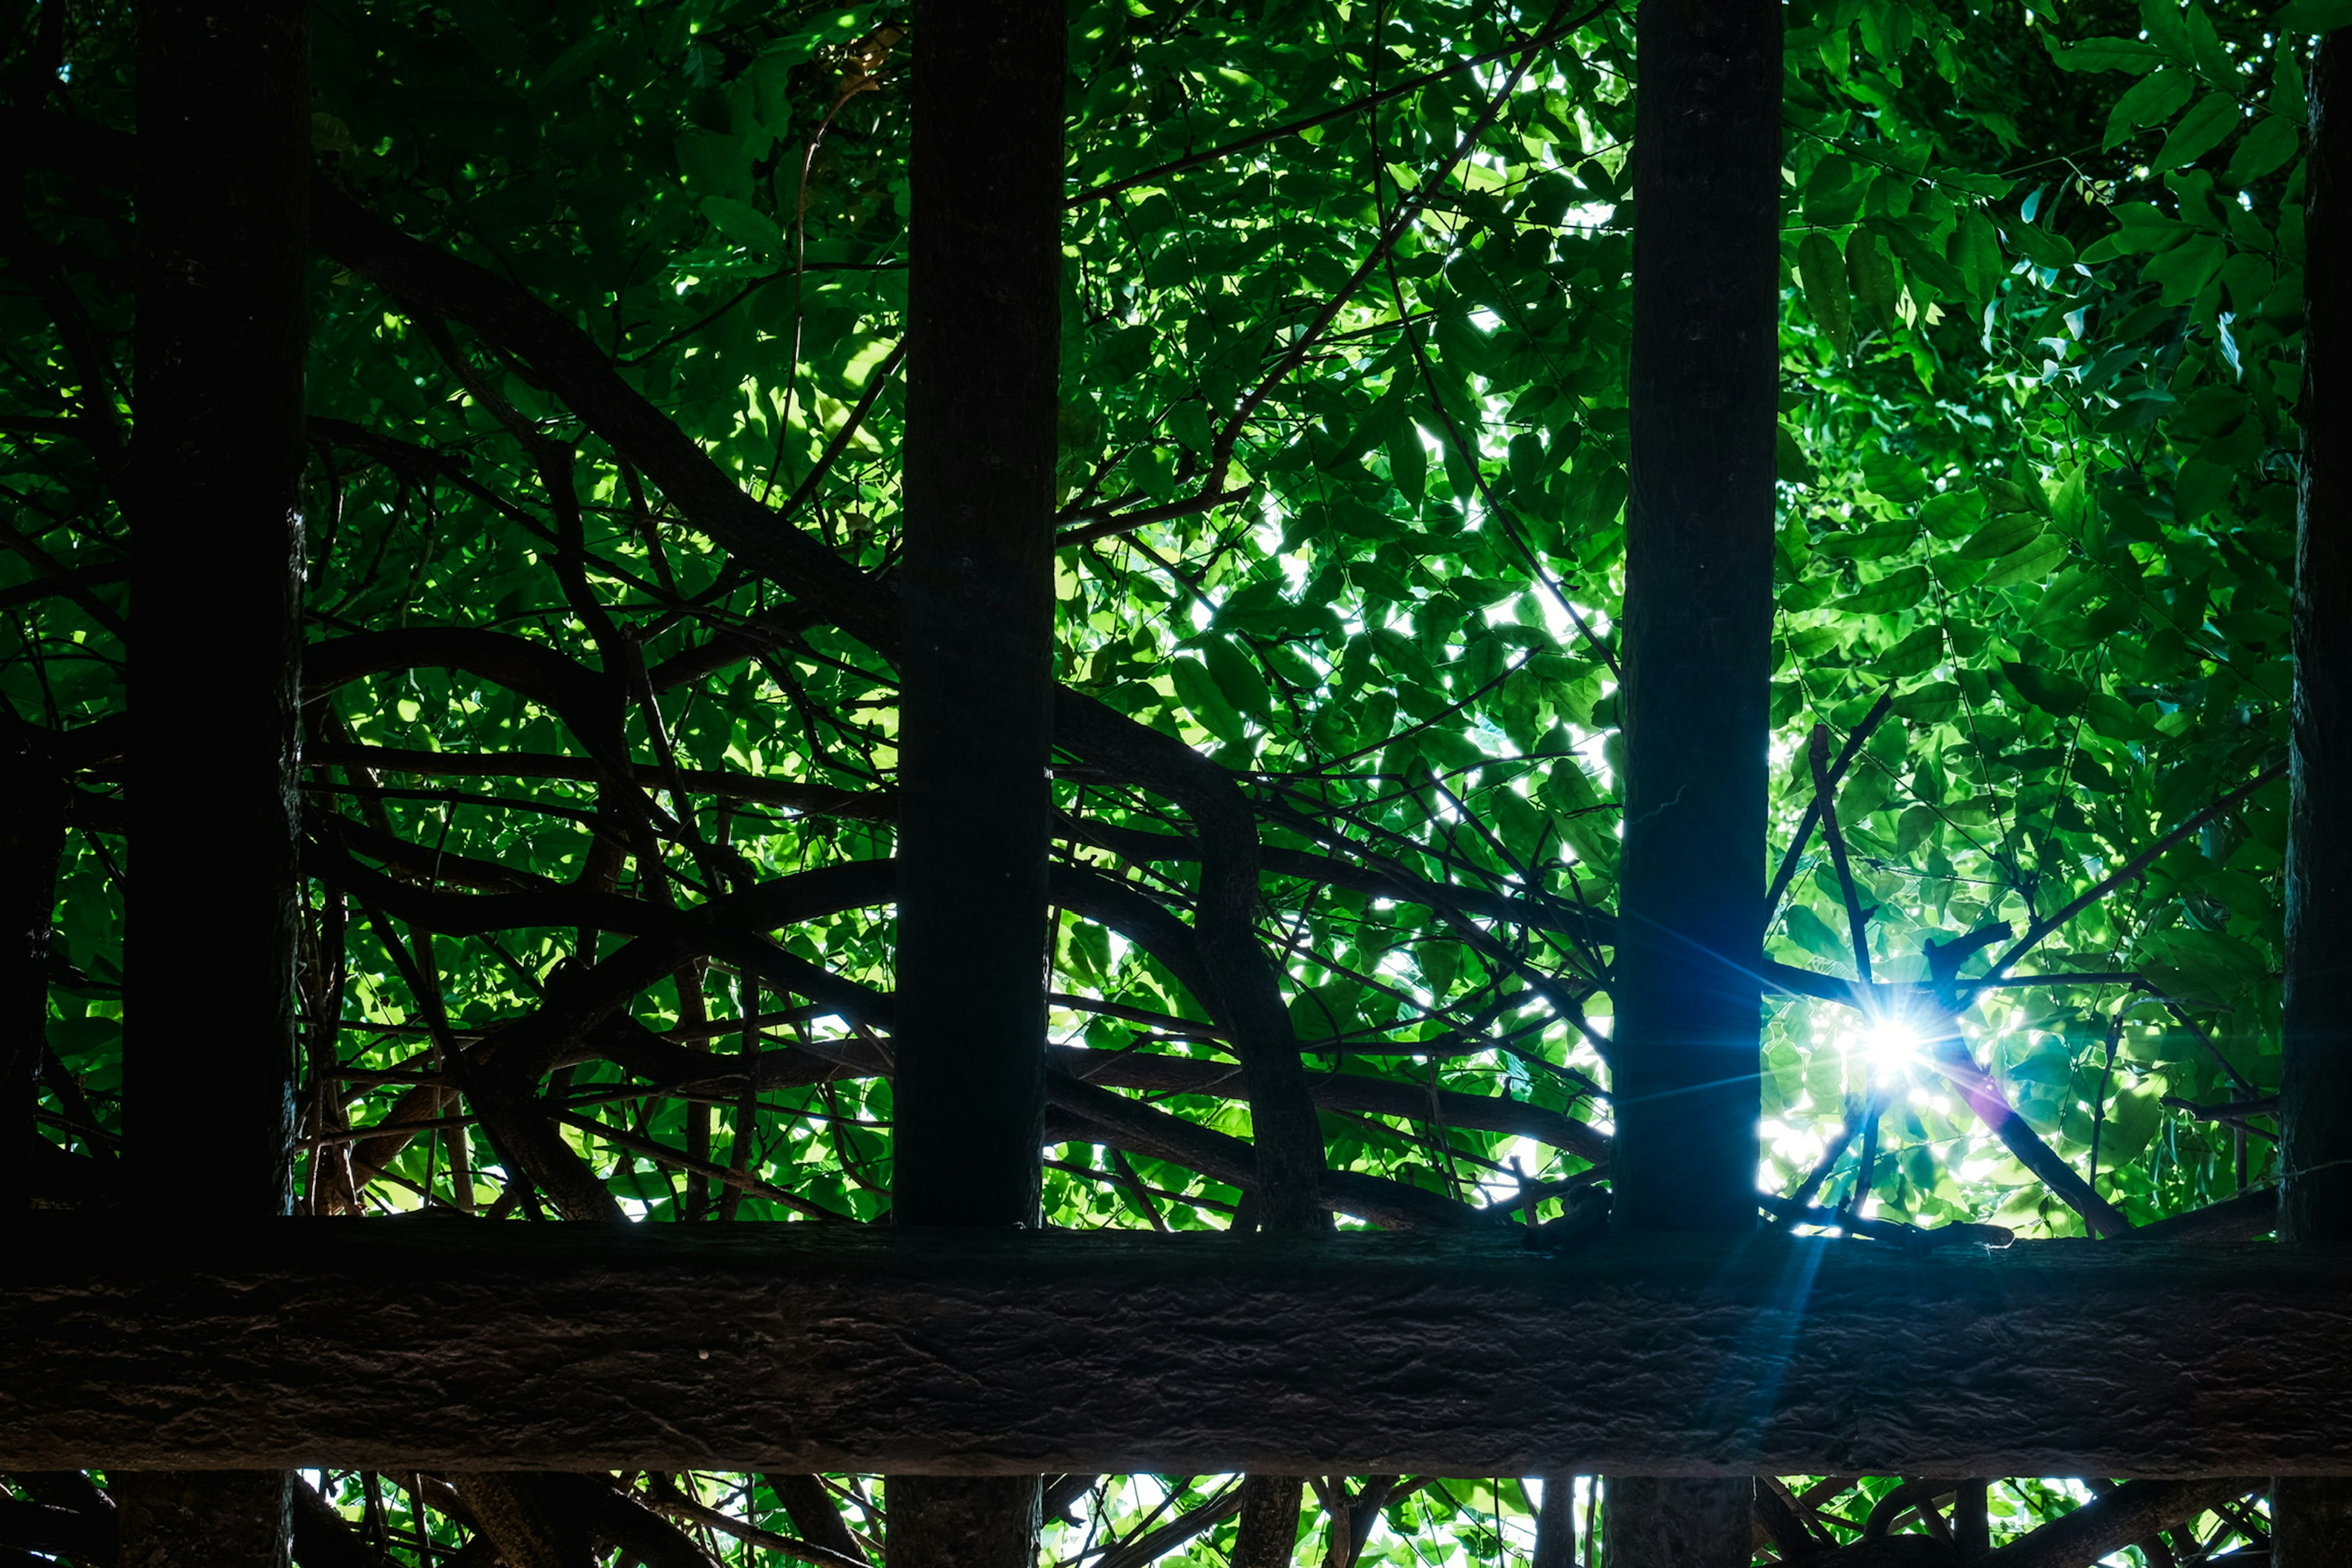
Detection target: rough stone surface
<box><xmin>5</xmin><ymin>1223</ymin><xmax>2349</xmax><ymax>1476</ymax></box>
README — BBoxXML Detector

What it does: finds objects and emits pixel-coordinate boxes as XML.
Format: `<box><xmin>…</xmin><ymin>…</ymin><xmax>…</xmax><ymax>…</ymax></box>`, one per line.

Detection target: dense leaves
<box><xmin>1</xmin><ymin>0</ymin><xmax>2337</xmax><ymax>1559</ymax></box>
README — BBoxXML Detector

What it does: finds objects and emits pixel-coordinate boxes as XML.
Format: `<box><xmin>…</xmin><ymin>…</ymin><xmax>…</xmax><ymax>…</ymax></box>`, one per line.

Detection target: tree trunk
<box><xmin>121</xmin><ymin>0</ymin><xmax>309</xmax><ymax>1557</ymax></box>
<box><xmin>115</xmin><ymin>1471</ymin><xmax>293</xmax><ymax>1568</ymax></box>
<box><xmin>0</xmin><ymin>713</ymin><xmax>62</xmax><ymax>1213</ymax></box>
<box><xmin>1531</xmin><ymin>1476</ymin><xmax>1579</xmax><ymax>1568</ymax></box>
<box><xmin>2278</xmin><ymin>26</ymin><xmax>2352</xmax><ymax>1568</ymax></box>
<box><xmin>1234</xmin><ymin>1474</ymin><xmax>1303</xmax><ymax>1568</ymax></box>
<box><xmin>132</xmin><ymin>0</ymin><xmax>307</xmax><ymax>1210</ymax></box>
<box><xmin>1606</xmin><ymin>0</ymin><xmax>1780</xmax><ymax>1560</ymax></box>
<box><xmin>888</xmin><ymin>0</ymin><xmax>1063</xmax><ymax>1561</ymax></box>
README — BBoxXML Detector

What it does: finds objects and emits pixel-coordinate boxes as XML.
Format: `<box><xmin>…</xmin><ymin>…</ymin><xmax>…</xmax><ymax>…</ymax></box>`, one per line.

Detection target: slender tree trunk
<box><xmin>121</xmin><ymin>0</ymin><xmax>308</xmax><ymax>1558</ymax></box>
<box><xmin>887</xmin><ymin>0</ymin><xmax>1062</xmax><ymax>1562</ymax></box>
<box><xmin>1531</xmin><ymin>1476</ymin><xmax>1579</xmax><ymax>1568</ymax></box>
<box><xmin>1605</xmin><ymin>0</ymin><xmax>1779</xmax><ymax>1561</ymax></box>
<box><xmin>0</xmin><ymin>712</ymin><xmax>63</xmax><ymax>1213</ymax></box>
<box><xmin>1234</xmin><ymin>1474</ymin><xmax>1304</xmax><ymax>1568</ymax></box>
<box><xmin>2277</xmin><ymin>28</ymin><xmax>2352</xmax><ymax>1568</ymax></box>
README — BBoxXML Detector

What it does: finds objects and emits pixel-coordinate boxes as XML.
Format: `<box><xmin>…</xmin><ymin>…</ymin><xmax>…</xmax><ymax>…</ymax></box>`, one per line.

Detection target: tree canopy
<box><xmin>3</xmin><ymin>0</ymin><xmax>2343</xmax><ymax>1559</ymax></box>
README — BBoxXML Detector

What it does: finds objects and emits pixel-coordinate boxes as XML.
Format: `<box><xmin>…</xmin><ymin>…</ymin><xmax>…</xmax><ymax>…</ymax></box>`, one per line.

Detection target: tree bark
<box><xmin>0</xmin><ymin>714</ymin><xmax>62</xmax><ymax>1215</ymax></box>
<box><xmin>6</xmin><ymin>1225</ymin><xmax>2348</xmax><ymax>1477</ymax></box>
<box><xmin>115</xmin><ymin>1472</ymin><xmax>292</xmax><ymax>1568</ymax></box>
<box><xmin>123</xmin><ymin>0</ymin><xmax>309</xmax><ymax>1558</ymax></box>
<box><xmin>1531</xmin><ymin>1476</ymin><xmax>1579</xmax><ymax>1568</ymax></box>
<box><xmin>1233</xmin><ymin>1474</ymin><xmax>1303</xmax><ymax>1568</ymax></box>
<box><xmin>1604</xmin><ymin>1477</ymin><xmax>1753</xmax><ymax>1568</ymax></box>
<box><xmin>2279</xmin><ymin>28</ymin><xmax>2352</xmax><ymax>1568</ymax></box>
<box><xmin>132</xmin><ymin>0</ymin><xmax>307</xmax><ymax>1210</ymax></box>
<box><xmin>889</xmin><ymin>0</ymin><xmax>1063</xmax><ymax>1560</ymax></box>
<box><xmin>1608</xmin><ymin>0</ymin><xmax>1779</xmax><ymax>1559</ymax></box>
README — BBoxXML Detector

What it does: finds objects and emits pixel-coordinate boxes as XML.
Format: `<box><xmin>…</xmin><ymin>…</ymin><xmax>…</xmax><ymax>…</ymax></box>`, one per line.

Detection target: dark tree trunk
<box><xmin>2278</xmin><ymin>28</ymin><xmax>2352</xmax><ymax>1568</ymax></box>
<box><xmin>115</xmin><ymin>1471</ymin><xmax>292</xmax><ymax>1568</ymax></box>
<box><xmin>892</xmin><ymin>0</ymin><xmax>1062</xmax><ymax>1238</ymax></box>
<box><xmin>1232</xmin><ymin>1474</ymin><xmax>1303</xmax><ymax>1568</ymax></box>
<box><xmin>123</xmin><ymin>0</ymin><xmax>309</xmax><ymax>1558</ymax></box>
<box><xmin>1531</xmin><ymin>1476</ymin><xmax>1578</xmax><ymax>1568</ymax></box>
<box><xmin>1607</xmin><ymin>0</ymin><xmax>1780</xmax><ymax>1560</ymax></box>
<box><xmin>889</xmin><ymin>0</ymin><xmax>1063</xmax><ymax>1561</ymax></box>
<box><xmin>0</xmin><ymin>714</ymin><xmax>62</xmax><ymax>1214</ymax></box>
<box><xmin>132</xmin><ymin>0</ymin><xmax>307</xmax><ymax>1210</ymax></box>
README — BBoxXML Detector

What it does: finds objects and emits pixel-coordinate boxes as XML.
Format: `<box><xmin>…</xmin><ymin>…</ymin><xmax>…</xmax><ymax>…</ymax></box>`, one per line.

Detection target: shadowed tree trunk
<box><xmin>886</xmin><ymin>0</ymin><xmax>1063</xmax><ymax>1562</ymax></box>
<box><xmin>119</xmin><ymin>0</ymin><xmax>309</xmax><ymax>1558</ymax></box>
<box><xmin>1605</xmin><ymin>0</ymin><xmax>1780</xmax><ymax>1561</ymax></box>
<box><xmin>0</xmin><ymin>711</ymin><xmax>62</xmax><ymax>1215</ymax></box>
<box><xmin>1234</xmin><ymin>1474</ymin><xmax>1304</xmax><ymax>1568</ymax></box>
<box><xmin>2278</xmin><ymin>24</ymin><xmax>2352</xmax><ymax>1568</ymax></box>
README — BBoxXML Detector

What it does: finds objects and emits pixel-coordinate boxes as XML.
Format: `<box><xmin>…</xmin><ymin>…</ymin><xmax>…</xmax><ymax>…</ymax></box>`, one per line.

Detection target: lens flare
<box><xmin>1849</xmin><ymin>1012</ymin><xmax>1924</xmax><ymax>1076</ymax></box>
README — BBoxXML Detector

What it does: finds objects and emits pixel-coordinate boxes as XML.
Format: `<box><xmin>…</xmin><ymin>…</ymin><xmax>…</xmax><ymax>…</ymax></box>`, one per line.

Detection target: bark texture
<box><xmin>3</xmin><ymin>1224</ymin><xmax>2348</xmax><ymax>1477</ymax></box>
<box><xmin>114</xmin><ymin>1472</ymin><xmax>292</xmax><ymax>1568</ymax></box>
<box><xmin>884</xmin><ymin>1476</ymin><xmax>1039</xmax><ymax>1568</ymax></box>
<box><xmin>1233</xmin><ymin>1475</ymin><xmax>1303</xmax><ymax>1568</ymax></box>
<box><xmin>125</xmin><ymin>1</ymin><xmax>309</xmax><ymax>1558</ymax></box>
<box><xmin>891</xmin><ymin>1</ymin><xmax>1064</xmax><ymax>1556</ymax></box>
<box><xmin>1612</xmin><ymin>0</ymin><xmax>1780</xmax><ymax>1556</ymax></box>
<box><xmin>1603</xmin><ymin>1476</ymin><xmax>1752</xmax><ymax>1568</ymax></box>
<box><xmin>891</xmin><ymin>0</ymin><xmax>1064</xmax><ymax>1232</ymax></box>
<box><xmin>2279</xmin><ymin>28</ymin><xmax>2352</xmax><ymax>1566</ymax></box>
<box><xmin>133</xmin><ymin>0</ymin><xmax>307</xmax><ymax>1212</ymax></box>
<box><xmin>1611</xmin><ymin>0</ymin><xmax>1779</xmax><ymax>1235</ymax></box>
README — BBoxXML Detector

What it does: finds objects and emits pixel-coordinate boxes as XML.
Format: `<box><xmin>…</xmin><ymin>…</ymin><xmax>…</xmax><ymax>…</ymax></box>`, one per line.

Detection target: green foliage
<box><xmin>2</xmin><ymin>0</ymin><xmax>2312</xmax><ymax>1555</ymax></box>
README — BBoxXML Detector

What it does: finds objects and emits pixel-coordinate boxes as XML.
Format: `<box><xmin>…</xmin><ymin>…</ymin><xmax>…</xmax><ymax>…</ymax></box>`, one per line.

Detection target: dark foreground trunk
<box><xmin>888</xmin><ymin>0</ymin><xmax>1065</xmax><ymax>1561</ymax></box>
<box><xmin>0</xmin><ymin>715</ymin><xmax>62</xmax><ymax>1214</ymax></box>
<box><xmin>2278</xmin><ymin>26</ymin><xmax>2352</xmax><ymax>1568</ymax></box>
<box><xmin>132</xmin><ymin>0</ymin><xmax>307</xmax><ymax>1210</ymax></box>
<box><xmin>123</xmin><ymin>0</ymin><xmax>310</xmax><ymax>1558</ymax></box>
<box><xmin>1607</xmin><ymin>0</ymin><xmax>1781</xmax><ymax>1561</ymax></box>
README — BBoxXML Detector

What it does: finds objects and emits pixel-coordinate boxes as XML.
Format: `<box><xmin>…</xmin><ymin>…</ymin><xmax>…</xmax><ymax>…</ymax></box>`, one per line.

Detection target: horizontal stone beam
<box><xmin>2</xmin><ymin>1219</ymin><xmax>2347</xmax><ymax>1477</ymax></box>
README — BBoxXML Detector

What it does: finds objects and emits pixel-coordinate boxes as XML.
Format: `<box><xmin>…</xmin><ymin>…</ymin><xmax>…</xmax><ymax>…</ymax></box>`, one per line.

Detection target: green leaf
<box><xmin>1955</xmin><ymin>511</ymin><xmax>2044</xmax><ymax>562</ymax></box>
<box><xmin>2274</xmin><ymin>0</ymin><xmax>2352</xmax><ymax>34</ymax></box>
<box><xmin>2224</xmin><ymin>115</ymin><xmax>2301</xmax><ymax>184</ymax></box>
<box><xmin>2103</xmin><ymin>1079</ymin><xmax>2168</xmax><ymax>1164</ymax></box>
<box><xmin>2005</xmin><ymin>221</ymin><xmax>2077</xmax><ymax>271</ymax></box>
<box><xmin>2174</xmin><ymin>458</ymin><xmax>2236</xmax><ymax>524</ymax></box>
<box><xmin>2082</xmin><ymin>692</ymin><xmax>2169</xmax><ymax>741</ymax></box>
<box><xmin>2104</xmin><ymin>68</ymin><xmax>2196</xmax><ymax>148</ymax></box>
<box><xmin>2139</xmin><ymin>0</ymin><xmax>2195</xmax><ymax>60</ymax></box>
<box><xmin>1875</xmin><ymin>625</ymin><xmax>1948</xmax><ymax>678</ymax></box>
<box><xmin>1202</xmin><ymin>636</ymin><xmax>1273</xmax><ymax>718</ymax></box>
<box><xmin>1778</xmin><ymin>424</ymin><xmax>1817</xmax><ymax>486</ymax></box>
<box><xmin>1920</xmin><ymin>489</ymin><xmax>1988</xmax><ymax>539</ymax></box>
<box><xmin>2048</xmin><ymin>36</ymin><xmax>2168</xmax><ymax>72</ymax></box>
<box><xmin>1890</xmin><ymin>680</ymin><xmax>1962</xmax><ymax>723</ymax></box>
<box><xmin>1846</xmin><ymin>228</ymin><xmax>1901</xmax><ymax>333</ymax></box>
<box><xmin>1798</xmin><ymin>230</ymin><xmax>1853</xmax><ymax>354</ymax></box>
<box><xmin>1783</xmin><ymin>904</ymin><xmax>1852</xmax><ymax>964</ymax></box>
<box><xmin>1289</xmin><ymin>981</ymin><xmax>1363</xmax><ymax>1041</ymax></box>
<box><xmin>701</xmin><ymin>197</ymin><xmax>784</xmax><ymax>256</ymax></box>
<box><xmin>1538</xmin><ymin>760</ymin><xmax>1620</xmax><ymax>870</ymax></box>
<box><xmin>2144</xmin><ymin>232</ymin><xmax>2225</xmax><ymax>306</ymax></box>
<box><xmin>1172</xmin><ymin>656</ymin><xmax>1246</xmax><ymax>742</ymax></box>
<box><xmin>1950</xmin><ymin>212</ymin><xmax>2003</xmax><ymax>296</ymax></box>
<box><xmin>1831</xmin><ymin>564</ymin><xmax>1932</xmax><ymax>614</ymax></box>
<box><xmin>1883</xmin><ymin>221</ymin><xmax>1972</xmax><ymax>300</ymax></box>
<box><xmin>1977</xmin><ymin>532</ymin><xmax>2070</xmax><ymax>588</ymax></box>
<box><xmin>2154</xmin><ymin>94</ymin><xmax>2243</xmax><ymax>170</ymax></box>
<box><xmin>1387</xmin><ymin>423</ymin><xmax>1427</xmax><ymax>507</ymax></box>
<box><xmin>2000</xmin><ymin>660</ymin><xmax>2087</xmax><ymax>716</ymax></box>
<box><xmin>1862</xmin><ymin>450</ymin><xmax>1936</xmax><ymax>504</ymax></box>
